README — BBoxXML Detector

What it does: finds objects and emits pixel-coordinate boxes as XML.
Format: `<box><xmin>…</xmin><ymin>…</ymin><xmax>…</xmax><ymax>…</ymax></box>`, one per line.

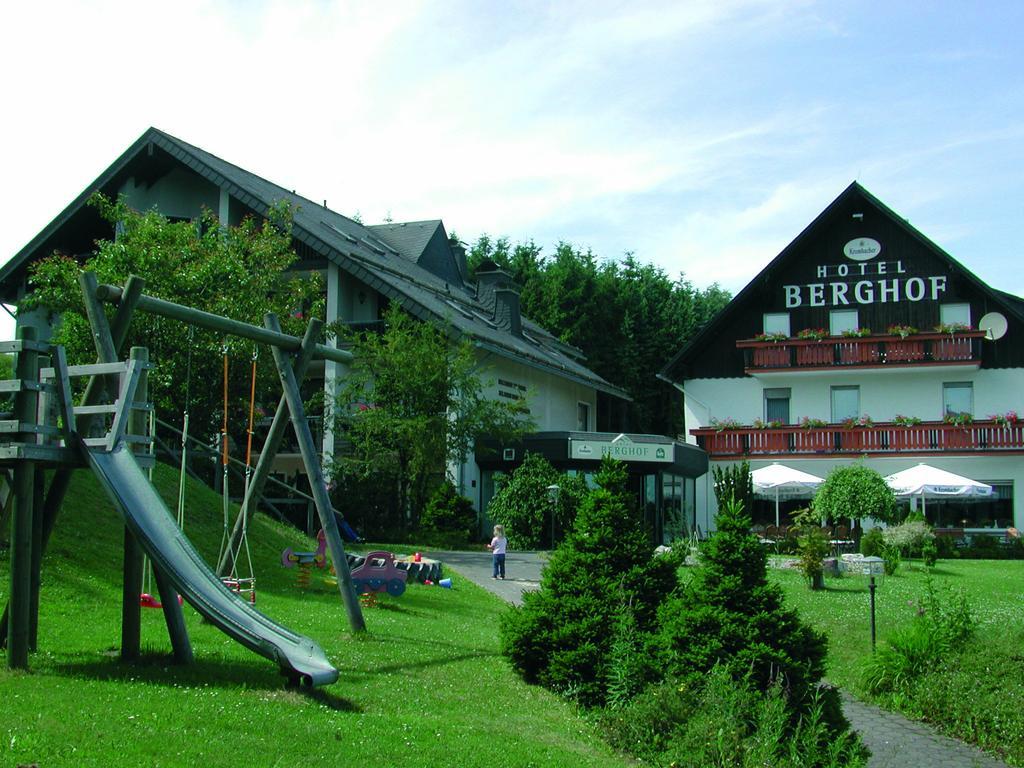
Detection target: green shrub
<box><xmin>419</xmin><ymin>480</ymin><xmax>477</xmax><ymax>545</ymax></box>
<box><xmin>882</xmin><ymin>544</ymin><xmax>901</xmax><ymax>576</ymax></box>
<box><xmin>795</xmin><ymin>509</ymin><xmax>830</xmax><ymax>589</ymax></box>
<box><xmin>861</xmin><ymin>576</ymin><xmax>976</xmax><ymax>695</ymax></box>
<box><xmin>486</xmin><ymin>452</ymin><xmax>587</xmax><ymax>549</ymax></box>
<box><xmin>884</xmin><ymin>518</ymin><xmax>935</xmax><ymax>558</ymax></box>
<box><xmin>603</xmin><ymin>666</ymin><xmax>867</xmax><ymax>768</ymax></box>
<box><xmin>499</xmin><ymin>457</ymin><xmax>676</xmax><ymax>707</ymax></box>
<box><xmin>654</xmin><ymin>497</ymin><xmax>840</xmax><ymax>727</ymax></box>
<box><xmin>713</xmin><ymin>459</ymin><xmax>753</xmax><ymax>512</ymax></box>
<box><xmin>921</xmin><ymin>537</ymin><xmax>938</xmax><ymax>567</ymax></box>
<box><xmin>860</xmin><ymin>527</ymin><xmax>884</xmax><ymax>557</ymax></box>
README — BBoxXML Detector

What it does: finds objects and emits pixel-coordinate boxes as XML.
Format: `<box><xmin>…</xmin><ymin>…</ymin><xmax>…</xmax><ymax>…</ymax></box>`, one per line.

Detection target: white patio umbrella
<box><xmin>883</xmin><ymin>463</ymin><xmax>993</xmax><ymax>520</ymax></box>
<box><xmin>751</xmin><ymin>463</ymin><xmax>825</xmax><ymax>526</ymax></box>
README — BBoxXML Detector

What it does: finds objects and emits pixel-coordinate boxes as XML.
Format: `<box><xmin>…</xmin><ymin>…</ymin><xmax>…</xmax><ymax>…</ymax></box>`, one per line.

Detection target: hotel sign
<box><xmin>569</xmin><ymin>434</ymin><xmax>673</xmax><ymax>463</ymax></box>
<box><xmin>782</xmin><ymin>237</ymin><xmax>948</xmax><ymax>308</ymax></box>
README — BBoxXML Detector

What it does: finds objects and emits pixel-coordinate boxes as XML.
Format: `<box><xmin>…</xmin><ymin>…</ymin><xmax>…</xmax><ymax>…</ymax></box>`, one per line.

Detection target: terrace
<box><xmin>736</xmin><ymin>330</ymin><xmax>987</xmax><ymax>375</ymax></box>
<box><xmin>692</xmin><ymin>417</ymin><xmax>1024</xmax><ymax>458</ymax></box>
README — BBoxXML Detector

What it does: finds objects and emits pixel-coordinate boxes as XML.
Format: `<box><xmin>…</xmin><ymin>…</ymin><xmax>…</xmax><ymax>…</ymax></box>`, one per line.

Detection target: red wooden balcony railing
<box><xmin>736</xmin><ymin>331</ymin><xmax>987</xmax><ymax>372</ymax></box>
<box><xmin>692</xmin><ymin>419</ymin><xmax>1024</xmax><ymax>457</ymax></box>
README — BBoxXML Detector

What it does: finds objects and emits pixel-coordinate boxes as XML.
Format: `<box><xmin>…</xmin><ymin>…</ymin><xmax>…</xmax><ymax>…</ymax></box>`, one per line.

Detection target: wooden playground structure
<box><xmin>1</xmin><ymin>272</ymin><xmax>365</xmax><ymax>685</ymax></box>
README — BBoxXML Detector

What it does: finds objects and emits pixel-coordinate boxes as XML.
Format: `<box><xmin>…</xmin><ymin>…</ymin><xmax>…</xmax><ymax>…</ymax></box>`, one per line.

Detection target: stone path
<box><xmin>431</xmin><ymin>549</ymin><xmax>1011</xmax><ymax>768</ymax></box>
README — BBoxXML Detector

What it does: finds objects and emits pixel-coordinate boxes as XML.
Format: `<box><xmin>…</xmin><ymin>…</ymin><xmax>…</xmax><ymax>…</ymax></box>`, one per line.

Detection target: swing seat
<box><xmin>140</xmin><ymin>593</ymin><xmax>184</xmax><ymax>609</ymax></box>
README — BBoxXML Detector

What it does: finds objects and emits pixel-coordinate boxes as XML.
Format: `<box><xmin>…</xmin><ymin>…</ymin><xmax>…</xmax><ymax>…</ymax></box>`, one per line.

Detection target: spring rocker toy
<box><xmin>349</xmin><ymin>551</ymin><xmax>408</xmax><ymax>607</ymax></box>
<box><xmin>281</xmin><ymin>529</ymin><xmax>327</xmax><ymax>587</ymax></box>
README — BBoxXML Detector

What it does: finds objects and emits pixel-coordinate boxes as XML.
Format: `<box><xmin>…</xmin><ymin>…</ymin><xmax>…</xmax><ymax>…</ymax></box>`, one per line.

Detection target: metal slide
<box><xmin>86</xmin><ymin>442</ymin><xmax>339</xmax><ymax>686</ymax></box>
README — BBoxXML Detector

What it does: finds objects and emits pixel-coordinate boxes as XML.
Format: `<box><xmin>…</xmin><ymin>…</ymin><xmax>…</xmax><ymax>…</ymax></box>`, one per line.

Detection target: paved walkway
<box><xmin>432</xmin><ymin>549</ymin><xmax>1010</xmax><ymax>768</ymax></box>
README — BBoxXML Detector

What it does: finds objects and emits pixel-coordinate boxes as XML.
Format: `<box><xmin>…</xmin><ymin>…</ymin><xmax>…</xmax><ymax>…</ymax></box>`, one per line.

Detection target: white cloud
<box><xmin>1</xmin><ymin>0</ymin><xmax>1022</xmax><ymax>344</ymax></box>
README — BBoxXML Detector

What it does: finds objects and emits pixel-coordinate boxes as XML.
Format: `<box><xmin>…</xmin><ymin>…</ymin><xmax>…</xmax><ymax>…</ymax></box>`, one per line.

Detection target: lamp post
<box><xmin>862</xmin><ymin>556</ymin><xmax>884</xmax><ymax>651</ymax></box>
<box><xmin>546</xmin><ymin>484</ymin><xmax>560</xmax><ymax>549</ymax></box>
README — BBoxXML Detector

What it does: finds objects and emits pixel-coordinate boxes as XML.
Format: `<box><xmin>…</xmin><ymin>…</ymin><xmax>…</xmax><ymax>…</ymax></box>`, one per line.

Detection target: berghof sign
<box><xmin>781</xmin><ymin>238</ymin><xmax>948</xmax><ymax>308</ymax></box>
<box><xmin>569</xmin><ymin>434</ymin><xmax>673</xmax><ymax>463</ymax></box>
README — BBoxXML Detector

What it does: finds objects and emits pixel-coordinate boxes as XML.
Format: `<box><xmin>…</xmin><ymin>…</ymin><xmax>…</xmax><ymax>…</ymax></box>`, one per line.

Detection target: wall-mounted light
<box><xmin>357</xmin><ymin>291</ymin><xmax>366</xmax><ymax>305</ymax></box>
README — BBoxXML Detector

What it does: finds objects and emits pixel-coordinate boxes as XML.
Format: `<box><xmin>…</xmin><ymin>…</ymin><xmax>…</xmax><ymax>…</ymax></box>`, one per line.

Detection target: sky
<box><xmin>1</xmin><ymin>1</ymin><xmax>1022</xmax><ymax>342</ymax></box>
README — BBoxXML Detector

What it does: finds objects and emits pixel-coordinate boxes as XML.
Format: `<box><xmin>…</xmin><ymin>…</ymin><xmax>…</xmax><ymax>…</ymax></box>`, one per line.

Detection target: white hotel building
<box><xmin>661</xmin><ymin>182</ymin><xmax>1023</xmax><ymax>534</ymax></box>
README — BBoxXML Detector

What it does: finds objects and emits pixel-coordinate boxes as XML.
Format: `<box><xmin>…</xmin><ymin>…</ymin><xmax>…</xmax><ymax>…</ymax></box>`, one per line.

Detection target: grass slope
<box><xmin>770</xmin><ymin>559</ymin><xmax>1024</xmax><ymax>766</ymax></box>
<box><xmin>1</xmin><ymin>464</ymin><xmax>630</xmax><ymax>768</ymax></box>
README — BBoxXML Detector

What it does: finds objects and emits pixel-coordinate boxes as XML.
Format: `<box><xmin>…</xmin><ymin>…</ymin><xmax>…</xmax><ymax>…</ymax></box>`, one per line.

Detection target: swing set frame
<box><xmin>2</xmin><ymin>271</ymin><xmax>366</xmax><ymax>672</ymax></box>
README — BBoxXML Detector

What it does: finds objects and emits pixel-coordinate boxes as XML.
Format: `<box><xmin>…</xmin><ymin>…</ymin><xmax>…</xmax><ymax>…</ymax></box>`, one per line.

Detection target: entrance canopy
<box><xmin>751</xmin><ymin>463</ymin><xmax>824</xmax><ymax>526</ymax></box>
<box><xmin>884</xmin><ymin>463</ymin><xmax>992</xmax><ymax>519</ymax></box>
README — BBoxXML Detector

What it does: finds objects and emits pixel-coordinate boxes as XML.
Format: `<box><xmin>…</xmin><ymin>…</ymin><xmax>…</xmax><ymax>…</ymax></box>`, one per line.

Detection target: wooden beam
<box><xmin>94</xmin><ymin>277</ymin><xmax>353</xmax><ymax>364</ymax></box>
<box><xmin>266</xmin><ymin>314</ymin><xmax>365</xmax><ymax>633</ymax></box>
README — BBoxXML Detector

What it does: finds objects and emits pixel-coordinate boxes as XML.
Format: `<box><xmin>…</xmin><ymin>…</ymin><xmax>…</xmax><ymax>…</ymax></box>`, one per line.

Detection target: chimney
<box><xmin>475</xmin><ymin>259</ymin><xmax>505</xmax><ymax>306</ymax></box>
<box><xmin>475</xmin><ymin>260</ymin><xmax>523</xmax><ymax>336</ymax></box>
<box><xmin>494</xmin><ymin>287</ymin><xmax>522</xmax><ymax>336</ymax></box>
<box><xmin>451</xmin><ymin>241</ymin><xmax>469</xmax><ymax>284</ymax></box>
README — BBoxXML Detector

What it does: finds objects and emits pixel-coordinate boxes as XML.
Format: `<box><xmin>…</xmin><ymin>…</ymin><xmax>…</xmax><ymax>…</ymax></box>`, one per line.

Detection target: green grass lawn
<box><xmin>769</xmin><ymin>557</ymin><xmax>1024</xmax><ymax>765</ymax></box>
<box><xmin>0</xmin><ymin>465</ymin><xmax>630</xmax><ymax>768</ymax></box>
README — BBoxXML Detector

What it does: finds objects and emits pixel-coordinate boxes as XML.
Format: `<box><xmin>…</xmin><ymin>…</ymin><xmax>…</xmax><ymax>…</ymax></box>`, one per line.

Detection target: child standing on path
<box><xmin>488</xmin><ymin>525</ymin><xmax>507</xmax><ymax>579</ymax></box>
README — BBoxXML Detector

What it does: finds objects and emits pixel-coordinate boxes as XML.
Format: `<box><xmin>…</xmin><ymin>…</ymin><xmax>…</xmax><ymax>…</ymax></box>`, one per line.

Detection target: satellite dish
<box><xmin>979</xmin><ymin>312</ymin><xmax>1008</xmax><ymax>341</ymax></box>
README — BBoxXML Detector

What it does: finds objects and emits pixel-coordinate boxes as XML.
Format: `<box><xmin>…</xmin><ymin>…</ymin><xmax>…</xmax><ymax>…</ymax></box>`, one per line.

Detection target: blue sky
<box><xmin>1</xmin><ymin>1</ymin><xmax>1021</xmax><ymax>339</ymax></box>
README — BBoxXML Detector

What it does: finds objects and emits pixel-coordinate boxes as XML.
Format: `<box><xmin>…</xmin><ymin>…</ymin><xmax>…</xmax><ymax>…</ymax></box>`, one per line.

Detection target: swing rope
<box><xmin>217</xmin><ymin>344</ymin><xmax>232</xmax><ymax>574</ymax></box>
<box><xmin>176</xmin><ymin>327</ymin><xmax>194</xmax><ymax>530</ymax></box>
<box><xmin>216</xmin><ymin>343</ymin><xmax>258</xmax><ymax>603</ymax></box>
<box><xmin>231</xmin><ymin>346</ymin><xmax>259</xmax><ymax>599</ymax></box>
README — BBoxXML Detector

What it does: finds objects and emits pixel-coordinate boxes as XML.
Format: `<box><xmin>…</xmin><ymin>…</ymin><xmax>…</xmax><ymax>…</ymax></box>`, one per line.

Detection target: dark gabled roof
<box><xmin>660</xmin><ymin>181</ymin><xmax>1024</xmax><ymax>380</ymax></box>
<box><xmin>369</xmin><ymin>220</ymin><xmax>444</xmax><ymax>264</ymax></box>
<box><xmin>1</xmin><ymin>127</ymin><xmax>627</xmax><ymax>399</ymax></box>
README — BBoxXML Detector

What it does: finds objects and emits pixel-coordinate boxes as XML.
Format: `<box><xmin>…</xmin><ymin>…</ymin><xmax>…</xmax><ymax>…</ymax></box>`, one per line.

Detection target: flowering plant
<box><xmin>797</xmin><ymin>328</ymin><xmax>829</xmax><ymax>341</ymax></box>
<box><xmin>841</xmin><ymin>327</ymin><xmax>872</xmax><ymax>338</ymax></box>
<box><xmin>893</xmin><ymin>414</ymin><xmax>922</xmax><ymax>426</ymax></box>
<box><xmin>752</xmin><ymin>418</ymin><xmax>785</xmax><ymax>429</ymax></box>
<box><xmin>710</xmin><ymin>416</ymin><xmax>743</xmax><ymax>431</ymax></box>
<box><xmin>798</xmin><ymin>416</ymin><xmax>828</xmax><ymax>429</ymax></box>
<box><xmin>754</xmin><ymin>331</ymin><xmax>789</xmax><ymax>342</ymax></box>
<box><xmin>841</xmin><ymin>414</ymin><xmax>874</xmax><ymax>429</ymax></box>
<box><xmin>943</xmin><ymin>412</ymin><xmax>974</xmax><ymax>426</ymax></box>
<box><xmin>887</xmin><ymin>324</ymin><xmax>918</xmax><ymax>339</ymax></box>
<box><xmin>990</xmin><ymin>411</ymin><xmax>1018</xmax><ymax>427</ymax></box>
<box><xmin>935</xmin><ymin>322</ymin><xmax>972</xmax><ymax>335</ymax></box>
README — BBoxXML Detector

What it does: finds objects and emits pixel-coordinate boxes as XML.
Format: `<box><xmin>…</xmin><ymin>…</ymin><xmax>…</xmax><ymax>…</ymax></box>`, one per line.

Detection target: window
<box><xmin>940</xmin><ymin>303</ymin><xmax>971</xmax><ymax>327</ymax></box>
<box><xmin>829</xmin><ymin>309</ymin><xmax>859</xmax><ymax>336</ymax></box>
<box><xmin>830</xmin><ymin>385</ymin><xmax>860</xmax><ymax>423</ymax></box>
<box><xmin>943</xmin><ymin>382</ymin><xmax>973</xmax><ymax>417</ymax></box>
<box><xmin>763</xmin><ymin>313</ymin><xmax>790</xmax><ymax>336</ymax></box>
<box><xmin>763</xmin><ymin>388</ymin><xmax>791</xmax><ymax>424</ymax></box>
<box><xmin>576</xmin><ymin>402</ymin><xmax>590</xmax><ymax>432</ymax></box>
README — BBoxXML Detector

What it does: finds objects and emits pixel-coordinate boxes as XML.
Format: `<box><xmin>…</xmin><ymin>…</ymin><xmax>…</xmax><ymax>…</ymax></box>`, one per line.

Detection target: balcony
<box><xmin>736</xmin><ymin>331</ymin><xmax>987</xmax><ymax>374</ymax></box>
<box><xmin>692</xmin><ymin>418</ymin><xmax>1024</xmax><ymax>458</ymax></box>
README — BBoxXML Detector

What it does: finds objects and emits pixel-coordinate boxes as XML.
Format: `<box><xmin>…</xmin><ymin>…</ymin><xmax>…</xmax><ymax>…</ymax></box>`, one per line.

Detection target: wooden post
<box><xmin>266</xmin><ymin>315</ymin><xmax>365</xmax><ymax>633</ymax></box>
<box><xmin>8</xmin><ymin>326</ymin><xmax>39</xmax><ymax>669</ymax></box>
<box><xmin>121</xmin><ymin>346</ymin><xmax>148</xmax><ymax>660</ymax></box>
<box><xmin>0</xmin><ymin>280</ymin><xmax>142</xmax><ymax>649</ymax></box>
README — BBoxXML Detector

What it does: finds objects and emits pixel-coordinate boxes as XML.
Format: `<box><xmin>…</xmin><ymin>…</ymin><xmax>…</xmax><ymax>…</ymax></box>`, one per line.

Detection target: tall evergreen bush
<box><xmin>499</xmin><ymin>457</ymin><xmax>676</xmax><ymax>706</ymax></box>
<box><xmin>655</xmin><ymin>497</ymin><xmax>844</xmax><ymax>728</ymax></box>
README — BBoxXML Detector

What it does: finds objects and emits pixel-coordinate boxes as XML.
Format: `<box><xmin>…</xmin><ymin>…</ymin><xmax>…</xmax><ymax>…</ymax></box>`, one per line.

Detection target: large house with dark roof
<box><xmin>661</xmin><ymin>182</ymin><xmax>1024</xmax><ymax>534</ymax></box>
<box><xmin>0</xmin><ymin>127</ymin><xmax>706</xmax><ymax>541</ymax></box>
